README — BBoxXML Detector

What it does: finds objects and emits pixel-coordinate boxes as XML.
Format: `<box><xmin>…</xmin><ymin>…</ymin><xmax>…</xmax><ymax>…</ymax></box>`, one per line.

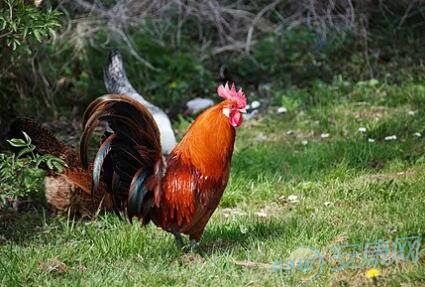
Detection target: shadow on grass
<box><xmin>0</xmin><ymin>204</ymin><xmax>53</xmax><ymax>245</ymax></box>
<box><xmin>200</xmin><ymin>219</ymin><xmax>287</xmax><ymax>255</ymax></box>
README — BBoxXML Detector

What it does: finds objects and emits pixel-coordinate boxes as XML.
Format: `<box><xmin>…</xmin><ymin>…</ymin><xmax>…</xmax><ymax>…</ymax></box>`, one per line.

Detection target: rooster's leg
<box><xmin>173</xmin><ymin>232</ymin><xmax>184</xmax><ymax>248</ymax></box>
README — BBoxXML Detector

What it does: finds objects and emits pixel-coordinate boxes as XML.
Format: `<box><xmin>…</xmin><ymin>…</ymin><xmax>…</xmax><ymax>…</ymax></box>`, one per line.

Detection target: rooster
<box><xmin>81</xmin><ymin>83</ymin><xmax>247</xmax><ymax>248</ymax></box>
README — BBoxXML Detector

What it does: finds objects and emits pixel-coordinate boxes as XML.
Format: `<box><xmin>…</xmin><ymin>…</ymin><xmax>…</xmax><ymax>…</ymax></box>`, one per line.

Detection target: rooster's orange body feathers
<box><xmin>150</xmin><ymin>101</ymin><xmax>236</xmax><ymax>240</ymax></box>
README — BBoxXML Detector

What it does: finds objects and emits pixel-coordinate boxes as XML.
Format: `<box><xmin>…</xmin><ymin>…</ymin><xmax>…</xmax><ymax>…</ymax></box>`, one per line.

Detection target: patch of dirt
<box><xmin>221</xmin><ymin>207</ymin><xmax>248</xmax><ymax>218</ymax></box>
<box><xmin>233</xmin><ymin>260</ymin><xmax>273</xmax><ymax>269</ymax></box>
<box><xmin>355</xmin><ymin>167</ymin><xmax>420</xmax><ymax>184</ymax></box>
<box><xmin>219</xmin><ymin>202</ymin><xmax>290</xmax><ymax>220</ymax></box>
<box><xmin>180</xmin><ymin>253</ymin><xmax>204</xmax><ymax>264</ymax></box>
<box><xmin>39</xmin><ymin>258</ymin><xmax>68</xmax><ymax>274</ymax></box>
<box><xmin>255</xmin><ymin>202</ymin><xmax>288</xmax><ymax>218</ymax></box>
<box><xmin>330</xmin><ymin>233</ymin><xmax>349</xmax><ymax>245</ymax></box>
<box><xmin>351</xmin><ymin>104</ymin><xmax>390</xmax><ymax>121</ymax></box>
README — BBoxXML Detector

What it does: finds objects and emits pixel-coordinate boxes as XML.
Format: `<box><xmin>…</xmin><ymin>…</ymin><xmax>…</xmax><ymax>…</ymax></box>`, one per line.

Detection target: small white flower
<box><xmin>358</xmin><ymin>127</ymin><xmax>367</xmax><ymax>133</ymax></box>
<box><xmin>384</xmin><ymin>135</ymin><xmax>397</xmax><ymax>141</ymax></box>
<box><xmin>240</xmin><ymin>226</ymin><xmax>248</xmax><ymax>234</ymax></box>
<box><xmin>413</xmin><ymin>132</ymin><xmax>422</xmax><ymax>138</ymax></box>
<box><xmin>250</xmin><ymin>100</ymin><xmax>261</xmax><ymax>109</ymax></box>
<box><xmin>368</xmin><ymin>138</ymin><xmax>375</xmax><ymax>143</ymax></box>
<box><xmin>286</xmin><ymin>130</ymin><xmax>294</xmax><ymax>135</ymax></box>
<box><xmin>408</xmin><ymin>110</ymin><xmax>417</xmax><ymax>116</ymax></box>
<box><xmin>288</xmin><ymin>195</ymin><xmax>299</xmax><ymax>203</ymax></box>
<box><xmin>301</xmin><ymin>140</ymin><xmax>308</xmax><ymax>145</ymax></box>
<box><xmin>276</xmin><ymin>107</ymin><xmax>288</xmax><ymax>114</ymax></box>
<box><xmin>320</xmin><ymin>133</ymin><xmax>330</xmax><ymax>139</ymax></box>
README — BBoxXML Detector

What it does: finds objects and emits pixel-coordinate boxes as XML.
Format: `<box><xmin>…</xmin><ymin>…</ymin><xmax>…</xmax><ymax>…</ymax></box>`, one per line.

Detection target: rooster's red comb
<box><xmin>217</xmin><ymin>82</ymin><xmax>247</xmax><ymax>109</ymax></box>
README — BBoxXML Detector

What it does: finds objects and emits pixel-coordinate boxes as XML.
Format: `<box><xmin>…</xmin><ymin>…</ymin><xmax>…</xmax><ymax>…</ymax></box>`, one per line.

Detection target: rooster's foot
<box><xmin>180</xmin><ymin>239</ymin><xmax>199</xmax><ymax>253</ymax></box>
<box><xmin>189</xmin><ymin>239</ymin><xmax>199</xmax><ymax>253</ymax></box>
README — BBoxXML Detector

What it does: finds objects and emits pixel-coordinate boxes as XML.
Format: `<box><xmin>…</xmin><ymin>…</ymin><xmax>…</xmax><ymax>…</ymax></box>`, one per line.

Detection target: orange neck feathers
<box><xmin>173</xmin><ymin>101</ymin><xmax>236</xmax><ymax>179</ymax></box>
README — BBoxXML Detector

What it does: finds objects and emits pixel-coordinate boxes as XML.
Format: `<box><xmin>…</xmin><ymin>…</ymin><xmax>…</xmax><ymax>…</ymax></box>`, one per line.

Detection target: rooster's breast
<box><xmin>151</xmin><ymin>161</ymin><xmax>230</xmax><ymax>240</ymax></box>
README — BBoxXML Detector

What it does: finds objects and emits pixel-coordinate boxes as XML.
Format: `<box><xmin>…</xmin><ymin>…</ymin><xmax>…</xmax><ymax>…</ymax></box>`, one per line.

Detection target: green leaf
<box><xmin>52</xmin><ymin>161</ymin><xmax>62</xmax><ymax>173</ymax></box>
<box><xmin>22</xmin><ymin>131</ymin><xmax>32</xmax><ymax>145</ymax></box>
<box><xmin>33</xmin><ymin>29</ymin><xmax>42</xmax><ymax>42</ymax></box>
<box><xmin>46</xmin><ymin>159</ymin><xmax>54</xmax><ymax>170</ymax></box>
<box><xmin>368</xmin><ymin>79</ymin><xmax>379</xmax><ymax>87</ymax></box>
<box><xmin>48</xmin><ymin>27</ymin><xmax>56</xmax><ymax>38</ymax></box>
<box><xmin>7</xmin><ymin>138</ymin><xmax>27</xmax><ymax>147</ymax></box>
<box><xmin>22</xmin><ymin>26</ymin><xmax>28</xmax><ymax>38</ymax></box>
<box><xmin>17</xmin><ymin>146</ymin><xmax>35</xmax><ymax>159</ymax></box>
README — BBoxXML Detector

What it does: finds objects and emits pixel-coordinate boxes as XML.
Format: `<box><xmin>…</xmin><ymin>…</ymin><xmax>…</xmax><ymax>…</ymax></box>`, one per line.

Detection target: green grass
<box><xmin>1</xmin><ymin>79</ymin><xmax>425</xmax><ymax>286</ymax></box>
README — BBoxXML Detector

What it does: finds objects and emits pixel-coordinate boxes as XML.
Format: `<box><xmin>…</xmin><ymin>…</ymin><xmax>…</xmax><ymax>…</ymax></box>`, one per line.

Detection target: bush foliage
<box><xmin>0</xmin><ymin>1</ymin><xmax>424</xmax><ymax>122</ymax></box>
<box><xmin>0</xmin><ymin>132</ymin><xmax>65</xmax><ymax>208</ymax></box>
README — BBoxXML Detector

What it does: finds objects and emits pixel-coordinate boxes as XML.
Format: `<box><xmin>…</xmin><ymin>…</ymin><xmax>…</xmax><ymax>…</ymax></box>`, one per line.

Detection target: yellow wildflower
<box><xmin>366</xmin><ymin>268</ymin><xmax>381</xmax><ymax>278</ymax></box>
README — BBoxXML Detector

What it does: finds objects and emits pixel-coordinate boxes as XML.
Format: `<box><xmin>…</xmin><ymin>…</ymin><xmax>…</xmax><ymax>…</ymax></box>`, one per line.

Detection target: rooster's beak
<box><xmin>238</xmin><ymin>108</ymin><xmax>247</xmax><ymax>114</ymax></box>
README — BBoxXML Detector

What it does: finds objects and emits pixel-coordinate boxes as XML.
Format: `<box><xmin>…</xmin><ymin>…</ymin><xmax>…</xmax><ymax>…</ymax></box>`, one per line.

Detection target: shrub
<box><xmin>0</xmin><ymin>0</ymin><xmax>62</xmax><ymax>129</ymax></box>
<box><xmin>0</xmin><ymin>132</ymin><xmax>65</xmax><ymax>208</ymax></box>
